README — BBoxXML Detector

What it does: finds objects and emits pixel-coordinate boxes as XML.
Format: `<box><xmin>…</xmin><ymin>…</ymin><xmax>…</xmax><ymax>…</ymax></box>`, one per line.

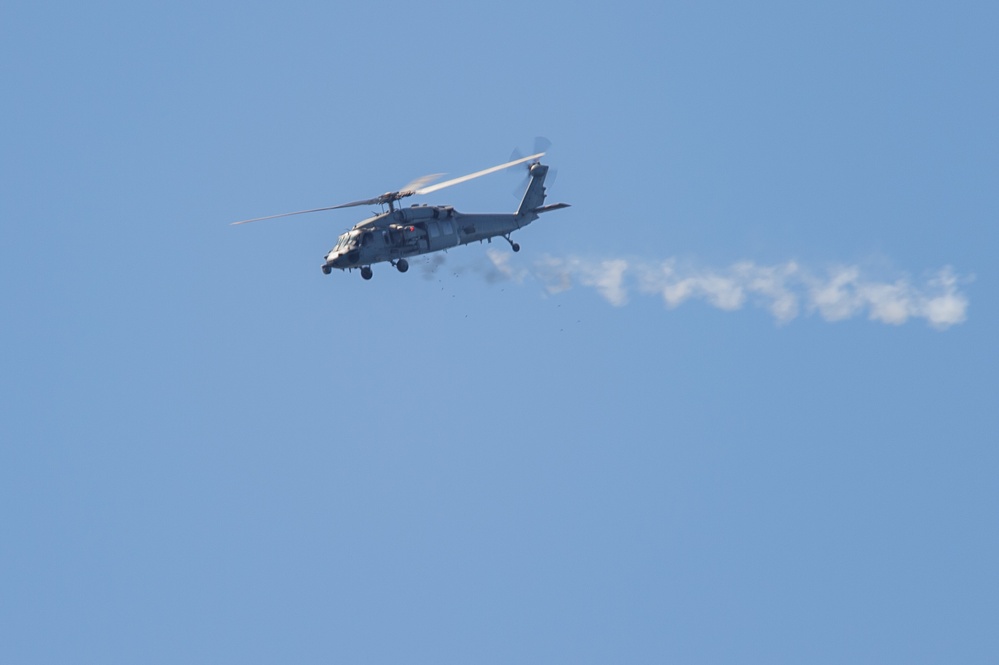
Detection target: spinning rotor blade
<box><xmin>510</xmin><ymin>137</ymin><xmax>552</xmax><ymax>166</ymax></box>
<box><xmin>230</xmin><ymin>203</ymin><xmax>372</xmax><ymax>225</ymax></box>
<box><xmin>327</xmin><ymin>196</ymin><xmax>393</xmax><ymax>210</ymax></box>
<box><xmin>509</xmin><ymin>138</ymin><xmax>554</xmax><ymax>196</ymax></box>
<box><xmin>231</xmin><ymin>194</ymin><xmax>401</xmax><ymax>225</ymax></box>
<box><xmin>415</xmin><ymin>152</ymin><xmax>545</xmax><ymax>195</ymax></box>
<box><xmin>531</xmin><ymin>136</ymin><xmax>552</xmax><ymax>156</ymax></box>
<box><xmin>399</xmin><ymin>172</ymin><xmax>445</xmax><ymax>194</ymax></box>
<box><xmin>232</xmin><ymin>152</ymin><xmax>544</xmax><ymax>226</ymax></box>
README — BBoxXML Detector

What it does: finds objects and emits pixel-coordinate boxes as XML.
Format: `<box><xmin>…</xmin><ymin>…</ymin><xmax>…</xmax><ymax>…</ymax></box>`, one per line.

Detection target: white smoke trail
<box><xmin>485</xmin><ymin>250</ymin><xmax>970</xmax><ymax>329</ymax></box>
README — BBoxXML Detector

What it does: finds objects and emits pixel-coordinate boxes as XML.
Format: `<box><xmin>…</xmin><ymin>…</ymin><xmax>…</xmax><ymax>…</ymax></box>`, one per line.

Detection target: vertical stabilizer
<box><xmin>517</xmin><ymin>163</ymin><xmax>549</xmax><ymax>217</ymax></box>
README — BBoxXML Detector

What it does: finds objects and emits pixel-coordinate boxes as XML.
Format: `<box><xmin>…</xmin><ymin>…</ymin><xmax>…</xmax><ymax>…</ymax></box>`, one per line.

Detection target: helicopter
<box><xmin>232</xmin><ymin>151</ymin><xmax>569</xmax><ymax>279</ymax></box>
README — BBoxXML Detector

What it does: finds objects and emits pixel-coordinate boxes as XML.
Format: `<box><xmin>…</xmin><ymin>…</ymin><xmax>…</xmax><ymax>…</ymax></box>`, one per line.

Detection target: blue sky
<box><xmin>2</xmin><ymin>1</ymin><xmax>997</xmax><ymax>662</ymax></box>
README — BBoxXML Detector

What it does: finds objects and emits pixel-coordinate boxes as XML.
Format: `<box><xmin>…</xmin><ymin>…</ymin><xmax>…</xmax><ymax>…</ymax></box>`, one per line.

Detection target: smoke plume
<box><xmin>485</xmin><ymin>249</ymin><xmax>969</xmax><ymax>329</ymax></box>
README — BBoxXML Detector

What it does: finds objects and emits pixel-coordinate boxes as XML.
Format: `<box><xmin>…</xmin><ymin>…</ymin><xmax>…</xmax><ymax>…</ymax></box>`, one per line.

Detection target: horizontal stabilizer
<box><xmin>532</xmin><ymin>202</ymin><xmax>571</xmax><ymax>214</ymax></box>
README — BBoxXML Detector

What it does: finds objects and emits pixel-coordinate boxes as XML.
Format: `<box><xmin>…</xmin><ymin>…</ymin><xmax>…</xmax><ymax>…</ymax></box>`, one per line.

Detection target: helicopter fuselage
<box><xmin>323</xmin><ymin>207</ymin><xmax>537</xmax><ymax>274</ymax></box>
<box><xmin>321</xmin><ymin>161</ymin><xmax>568</xmax><ymax>279</ymax></box>
<box><xmin>233</xmin><ymin>152</ymin><xmax>568</xmax><ymax>278</ymax></box>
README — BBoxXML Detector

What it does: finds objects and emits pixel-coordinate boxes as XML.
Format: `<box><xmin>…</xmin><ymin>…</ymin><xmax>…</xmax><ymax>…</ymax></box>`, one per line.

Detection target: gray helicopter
<box><xmin>232</xmin><ymin>151</ymin><xmax>569</xmax><ymax>279</ymax></box>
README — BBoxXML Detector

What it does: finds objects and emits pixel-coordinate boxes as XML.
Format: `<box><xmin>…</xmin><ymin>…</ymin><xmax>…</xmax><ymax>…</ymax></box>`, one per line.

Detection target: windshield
<box><xmin>335</xmin><ymin>232</ymin><xmax>354</xmax><ymax>251</ymax></box>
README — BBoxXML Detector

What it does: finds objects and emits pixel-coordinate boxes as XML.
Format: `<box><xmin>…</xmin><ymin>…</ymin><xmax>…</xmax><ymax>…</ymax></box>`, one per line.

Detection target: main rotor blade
<box><xmin>232</xmin><ymin>153</ymin><xmax>545</xmax><ymax>226</ymax></box>
<box><xmin>230</xmin><ymin>198</ymin><xmax>382</xmax><ymax>225</ymax></box>
<box><xmin>399</xmin><ymin>173</ymin><xmax>445</xmax><ymax>194</ymax></box>
<box><xmin>415</xmin><ymin>152</ymin><xmax>545</xmax><ymax>195</ymax></box>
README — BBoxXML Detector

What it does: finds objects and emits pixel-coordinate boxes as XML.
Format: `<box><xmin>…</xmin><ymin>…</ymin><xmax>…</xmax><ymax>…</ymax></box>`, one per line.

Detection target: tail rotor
<box><xmin>510</xmin><ymin>137</ymin><xmax>557</xmax><ymax>196</ymax></box>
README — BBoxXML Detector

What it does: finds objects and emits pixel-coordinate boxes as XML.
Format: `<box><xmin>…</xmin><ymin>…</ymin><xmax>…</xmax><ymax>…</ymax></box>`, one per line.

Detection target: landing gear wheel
<box><xmin>321</xmin><ymin>265</ymin><xmax>331</xmax><ymax>275</ymax></box>
<box><xmin>503</xmin><ymin>235</ymin><xmax>521</xmax><ymax>252</ymax></box>
<box><xmin>360</xmin><ymin>266</ymin><xmax>373</xmax><ymax>280</ymax></box>
<box><xmin>396</xmin><ymin>259</ymin><xmax>409</xmax><ymax>273</ymax></box>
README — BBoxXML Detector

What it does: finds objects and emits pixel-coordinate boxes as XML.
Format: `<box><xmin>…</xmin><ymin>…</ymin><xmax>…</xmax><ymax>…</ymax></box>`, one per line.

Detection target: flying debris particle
<box><xmin>422</xmin><ymin>254</ymin><xmax>446</xmax><ymax>280</ymax></box>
